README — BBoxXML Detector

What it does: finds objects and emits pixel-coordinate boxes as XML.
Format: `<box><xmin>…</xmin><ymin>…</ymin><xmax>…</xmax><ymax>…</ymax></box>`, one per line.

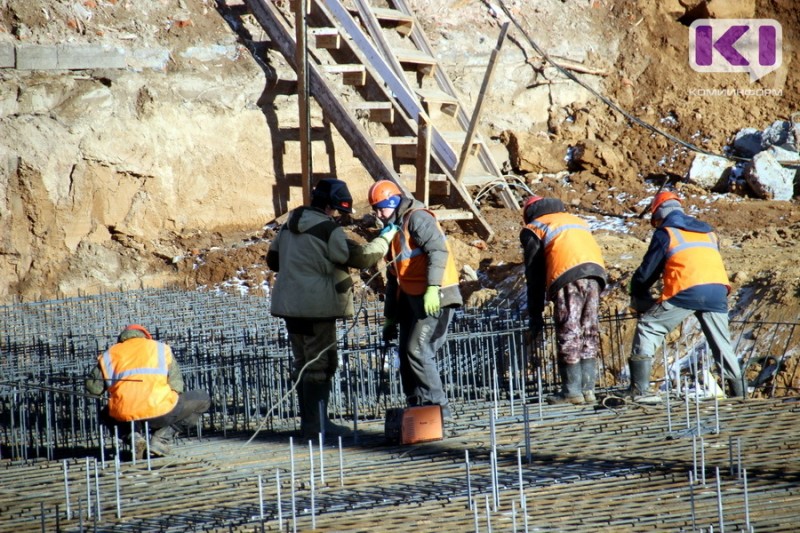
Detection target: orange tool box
<box><xmin>384</xmin><ymin>405</ymin><xmax>444</xmax><ymax>444</ymax></box>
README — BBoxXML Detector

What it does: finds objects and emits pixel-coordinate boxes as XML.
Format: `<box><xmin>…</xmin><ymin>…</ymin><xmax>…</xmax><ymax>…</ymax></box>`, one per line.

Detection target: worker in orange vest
<box><xmin>85</xmin><ymin>324</ymin><xmax>210</xmax><ymax>457</ymax></box>
<box><xmin>520</xmin><ymin>195</ymin><xmax>607</xmax><ymax>404</ymax></box>
<box><xmin>368</xmin><ymin>180</ymin><xmax>462</xmax><ymax>419</ymax></box>
<box><xmin>627</xmin><ymin>191</ymin><xmax>745</xmax><ymax>402</ymax></box>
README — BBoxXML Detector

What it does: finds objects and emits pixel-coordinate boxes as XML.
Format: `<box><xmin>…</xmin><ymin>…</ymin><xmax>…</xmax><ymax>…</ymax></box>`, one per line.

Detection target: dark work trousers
<box><xmin>100</xmin><ymin>390</ymin><xmax>211</xmax><ymax>437</ymax></box>
<box><xmin>396</xmin><ymin>290</ymin><xmax>454</xmax><ymax>409</ymax></box>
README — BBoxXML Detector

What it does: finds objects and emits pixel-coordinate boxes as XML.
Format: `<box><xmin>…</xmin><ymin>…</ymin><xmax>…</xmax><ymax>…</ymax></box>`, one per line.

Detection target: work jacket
<box><xmin>631</xmin><ymin>210</ymin><xmax>730</xmax><ymax>313</ymax></box>
<box><xmin>660</xmin><ymin>226</ymin><xmax>730</xmax><ymax>302</ymax></box>
<box><xmin>268</xmin><ymin>206</ymin><xmax>354</xmax><ymax>319</ymax></box>
<box><xmin>98</xmin><ymin>337</ymin><xmax>179</xmax><ymax>421</ymax></box>
<box><xmin>520</xmin><ymin>199</ymin><xmax>607</xmax><ymax>319</ymax></box>
<box><xmin>384</xmin><ymin>198</ymin><xmax>463</xmax><ymax>319</ymax></box>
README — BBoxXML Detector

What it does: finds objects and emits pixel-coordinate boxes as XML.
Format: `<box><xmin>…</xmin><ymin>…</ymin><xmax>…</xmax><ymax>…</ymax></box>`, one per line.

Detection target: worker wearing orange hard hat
<box><xmin>85</xmin><ymin>324</ymin><xmax>211</xmax><ymax>457</ymax></box>
<box><xmin>520</xmin><ymin>195</ymin><xmax>607</xmax><ymax>405</ymax></box>
<box><xmin>627</xmin><ymin>190</ymin><xmax>745</xmax><ymax>402</ymax></box>
<box><xmin>368</xmin><ymin>180</ymin><xmax>462</xmax><ymax>419</ymax></box>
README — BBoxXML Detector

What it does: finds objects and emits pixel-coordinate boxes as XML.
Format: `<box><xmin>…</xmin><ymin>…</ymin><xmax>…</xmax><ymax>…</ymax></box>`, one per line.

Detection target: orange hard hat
<box><xmin>368</xmin><ymin>180</ymin><xmax>402</xmax><ymax>209</ymax></box>
<box><xmin>123</xmin><ymin>324</ymin><xmax>152</xmax><ymax>339</ymax></box>
<box><xmin>649</xmin><ymin>191</ymin><xmax>681</xmax><ymax>215</ymax></box>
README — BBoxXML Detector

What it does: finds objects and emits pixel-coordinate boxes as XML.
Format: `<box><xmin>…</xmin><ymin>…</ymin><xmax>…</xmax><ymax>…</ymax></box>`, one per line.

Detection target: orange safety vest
<box><xmin>660</xmin><ymin>227</ymin><xmax>730</xmax><ymax>302</ymax></box>
<box><xmin>98</xmin><ymin>338</ymin><xmax>178</xmax><ymax>421</ymax></box>
<box><xmin>389</xmin><ymin>208</ymin><xmax>460</xmax><ymax>296</ymax></box>
<box><xmin>526</xmin><ymin>212</ymin><xmax>605</xmax><ymax>292</ymax></box>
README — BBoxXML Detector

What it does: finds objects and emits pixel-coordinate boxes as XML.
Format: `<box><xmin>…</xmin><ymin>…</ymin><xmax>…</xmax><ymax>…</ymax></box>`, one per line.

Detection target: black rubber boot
<box><xmin>301</xmin><ymin>379</ymin><xmax>351</xmax><ymax>440</ymax></box>
<box><xmin>149</xmin><ymin>425</ymin><xmax>177</xmax><ymax>457</ymax></box>
<box><xmin>628</xmin><ymin>358</ymin><xmax>660</xmax><ymax>404</ymax></box>
<box><xmin>581</xmin><ymin>358</ymin><xmax>598</xmax><ymax>403</ymax></box>
<box><xmin>547</xmin><ymin>362</ymin><xmax>585</xmax><ymax>405</ymax></box>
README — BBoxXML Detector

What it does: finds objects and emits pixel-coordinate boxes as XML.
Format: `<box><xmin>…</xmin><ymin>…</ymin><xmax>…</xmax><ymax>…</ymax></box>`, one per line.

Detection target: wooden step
<box><xmin>439</xmin><ymin>130</ymin><xmax>483</xmax><ymax>155</ymax></box>
<box><xmin>399</xmin><ymin>172</ymin><xmax>449</xmax><ymax>196</ymax></box>
<box><xmin>351</xmin><ymin>101</ymin><xmax>394</xmax><ymax>123</ymax></box>
<box><xmin>415</xmin><ymin>88</ymin><xmax>459</xmax><ymax>117</ymax></box>
<box><xmin>348</xmin><ymin>6</ymin><xmax>414</xmax><ymax>36</ymax></box>
<box><xmin>321</xmin><ymin>63</ymin><xmax>366</xmax><ymax>86</ymax></box>
<box><xmin>375</xmin><ymin>136</ymin><xmax>417</xmax><ymax>158</ymax></box>
<box><xmin>394</xmin><ymin>48</ymin><xmax>437</xmax><ymax>76</ymax></box>
<box><xmin>311</xmin><ymin>28</ymin><xmax>341</xmax><ymax>49</ymax></box>
<box><xmin>431</xmin><ymin>209</ymin><xmax>474</xmax><ymax>221</ymax></box>
<box><xmin>370</xmin><ymin>7</ymin><xmax>414</xmax><ymax>36</ymax></box>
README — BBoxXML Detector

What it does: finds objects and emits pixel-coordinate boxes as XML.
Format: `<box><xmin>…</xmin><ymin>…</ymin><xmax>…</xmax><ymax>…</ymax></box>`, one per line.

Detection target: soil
<box><xmin>2</xmin><ymin>1</ymin><xmax>799</xmax><ymax>390</ymax></box>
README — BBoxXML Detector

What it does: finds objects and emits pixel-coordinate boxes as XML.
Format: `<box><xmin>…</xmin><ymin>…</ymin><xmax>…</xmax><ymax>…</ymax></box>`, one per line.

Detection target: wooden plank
<box><xmin>295</xmin><ymin>0</ymin><xmax>312</xmax><ymax>205</ymax></box>
<box><xmin>456</xmin><ymin>22</ymin><xmax>508</xmax><ymax>184</ymax></box>
<box><xmin>416</xmin><ymin>113</ymin><xmax>431</xmax><ymax>205</ymax></box>
<box><xmin>394</xmin><ymin>48</ymin><xmax>437</xmax><ymax>76</ymax></box>
<box><xmin>311</xmin><ymin>27</ymin><xmax>341</xmax><ymax>49</ymax></box>
<box><xmin>244</xmin><ymin>0</ymin><xmax>401</xmax><ymax>191</ymax></box>
<box><xmin>415</xmin><ymin>88</ymin><xmax>459</xmax><ymax>117</ymax></box>
<box><xmin>321</xmin><ymin>63</ymin><xmax>366</xmax><ymax>85</ymax></box>
<box><xmin>352</xmin><ymin>101</ymin><xmax>395</xmax><ymax>123</ymax></box>
<box><xmin>432</xmin><ymin>209</ymin><xmax>474</xmax><ymax>221</ymax></box>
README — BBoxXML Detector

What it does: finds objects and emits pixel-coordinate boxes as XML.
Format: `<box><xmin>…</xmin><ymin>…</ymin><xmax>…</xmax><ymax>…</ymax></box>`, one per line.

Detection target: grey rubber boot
<box><xmin>628</xmin><ymin>358</ymin><xmax>661</xmax><ymax>404</ymax></box>
<box><xmin>547</xmin><ymin>362</ymin><xmax>585</xmax><ymax>405</ymax></box>
<box><xmin>149</xmin><ymin>425</ymin><xmax>177</xmax><ymax>457</ymax></box>
<box><xmin>581</xmin><ymin>358</ymin><xmax>598</xmax><ymax>403</ymax></box>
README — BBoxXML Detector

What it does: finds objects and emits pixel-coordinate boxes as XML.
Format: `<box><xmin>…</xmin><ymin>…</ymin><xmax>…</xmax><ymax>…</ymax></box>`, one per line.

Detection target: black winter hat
<box><xmin>311</xmin><ymin>178</ymin><xmax>353</xmax><ymax>213</ymax></box>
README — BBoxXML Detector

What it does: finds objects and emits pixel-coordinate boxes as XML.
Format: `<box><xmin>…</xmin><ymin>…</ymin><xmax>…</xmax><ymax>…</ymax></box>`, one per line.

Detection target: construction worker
<box><xmin>520</xmin><ymin>195</ymin><xmax>608</xmax><ymax>404</ymax></box>
<box><xmin>627</xmin><ymin>190</ymin><xmax>745</xmax><ymax>402</ymax></box>
<box><xmin>267</xmin><ymin>178</ymin><xmax>398</xmax><ymax>439</ymax></box>
<box><xmin>85</xmin><ymin>324</ymin><xmax>211</xmax><ymax>457</ymax></box>
<box><xmin>368</xmin><ymin>180</ymin><xmax>462</xmax><ymax>419</ymax></box>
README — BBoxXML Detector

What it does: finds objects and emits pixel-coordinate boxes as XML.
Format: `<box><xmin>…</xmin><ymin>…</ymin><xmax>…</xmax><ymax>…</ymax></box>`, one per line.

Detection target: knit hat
<box><xmin>311</xmin><ymin>178</ymin><xmax>353</xmax><ymax>213</ymax></box>
<box><xmin>652</xmin><ymin>200</ymin><xmax>682</xmax><ymax>225</ymax></box>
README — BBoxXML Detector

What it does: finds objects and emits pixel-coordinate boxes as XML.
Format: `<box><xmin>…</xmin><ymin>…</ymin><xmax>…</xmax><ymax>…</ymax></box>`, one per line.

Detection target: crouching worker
<box><xmin>627</xmin><ymin>191</ymin><xmax>745</xmax><ymax>402</ymax></box>
<box><xmin>85</xmin><ymin>324</ymin><xmax>211</xmax><ymax>457</ymax></box>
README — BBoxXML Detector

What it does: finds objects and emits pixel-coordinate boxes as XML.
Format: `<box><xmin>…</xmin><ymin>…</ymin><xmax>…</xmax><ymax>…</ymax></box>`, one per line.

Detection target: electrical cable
<box><xmin>494</xmin><ymin>0</ymin><xmax>751</xmax><ymax>163</ymax></box>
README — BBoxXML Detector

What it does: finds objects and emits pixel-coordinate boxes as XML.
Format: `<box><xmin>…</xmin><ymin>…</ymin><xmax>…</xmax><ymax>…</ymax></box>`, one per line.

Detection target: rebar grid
<box><xmin>1</xmin><ymin>288</ymin><xmax>798</xmax><ymax>460</ymax></box>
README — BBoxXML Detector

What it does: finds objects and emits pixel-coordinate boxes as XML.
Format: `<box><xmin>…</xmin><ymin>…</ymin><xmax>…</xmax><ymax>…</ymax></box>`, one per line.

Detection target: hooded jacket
<box><xmin>519</xmin><ymin>198</ymin><xmax>607</xmax><ymax>318</ymax></box>
<box><xmin>268</xmin><ymin>206</ymin><xmax>355</xmax><ymax>319</ymax></box>
<box><xmin>630</xmin><ymin>210</ymin><xmax>729</xmax><ymax>313</ymax></box>
<box><xmin>384</xmin><ymin>197</ymin><xmax>463</xmax><ymax>319</ymax></box>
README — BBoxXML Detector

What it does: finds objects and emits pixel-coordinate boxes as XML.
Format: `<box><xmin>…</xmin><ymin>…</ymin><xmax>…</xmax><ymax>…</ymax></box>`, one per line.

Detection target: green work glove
<box><xmin>423</xmin><ymin>286</ymin><xmax>441</xmax><ymax>316</ymax></box>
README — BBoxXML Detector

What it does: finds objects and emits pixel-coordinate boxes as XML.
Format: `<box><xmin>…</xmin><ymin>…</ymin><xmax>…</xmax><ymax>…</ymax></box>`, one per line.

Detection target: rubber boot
<box><xmin>149</xmin><ymin>425</ymin><xmax>177</xmax><ymax>457</ymax></box>
<box><xmin>301</xmin><ymin>379</ymin><xmax>351</xmax><ymax>440</ymax></box>
<box><xmin>546</xmin><ymin>362</ymin><xmax>585</xmax><ymax>405</ymax></box>
<box><xmin>581</xmin><ymin>358</ymin><xmax>598</xmax><ymax>403</ymax></box>
<box><xmin>628</xmin><ymin>358</ymin><xmax>661</xmax><ymax>404</ymax></box>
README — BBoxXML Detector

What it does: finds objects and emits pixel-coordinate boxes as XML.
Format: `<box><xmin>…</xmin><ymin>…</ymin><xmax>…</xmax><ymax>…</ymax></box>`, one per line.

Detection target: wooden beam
<box><xmin>295</xmin><ymin>0</ymin><xmax>312</xmax><ymax>205</ymax></box>
<box><xmin>455</xmin><ymin>22</ymin><xmax>508</xmax><ymax>185</ymax></box>
<box><xmin>416</xmin><ymin>113</ymin><xmax>431</xmax><ymax>205</ymax></box>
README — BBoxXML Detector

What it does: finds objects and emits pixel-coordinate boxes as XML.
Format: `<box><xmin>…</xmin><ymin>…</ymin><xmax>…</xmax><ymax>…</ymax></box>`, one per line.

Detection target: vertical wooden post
<box><xmin>455</xmin><ymin>22</ymin><xmax>509</xmax><ymax>185</ymax></box>
<box><xmin>416</xmin><ymin>112</ymin><xmax>431</xmax><ymax>206</ymax></box>
<box><xmin>295</xmin><ymin>0</ymin><xmax>312</xmax><ymax>205</ymax></box>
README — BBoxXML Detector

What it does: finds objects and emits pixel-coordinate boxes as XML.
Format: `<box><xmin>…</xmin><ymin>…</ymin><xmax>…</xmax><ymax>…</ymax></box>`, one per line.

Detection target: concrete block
<box><xmin>57</xmin><ymin>44</ymin><xmax>126</xmax><ymax>70</ymax></box>
<box><xmin>16</xmin><ymin>44</ymin><xmax>58</xmax><ymax>70</ymax></box>
<box><xmin>0</xmin><ymin>43</ymin><xmax>15</xmax><ymax>68</ymax></box>
<box><xmin>732</xmin><ymin>127</ymin><xmax>762</xmax><ymax>158</ymax></box>
<box><xmin>688</xmin><ymin>153</ymin><xmax>733</xmax><ymax>191</ymax></box>
<box><xmin>745</xmin><ymin>150</ymin><xmax>796</xmax><ymax>201</ymax></box>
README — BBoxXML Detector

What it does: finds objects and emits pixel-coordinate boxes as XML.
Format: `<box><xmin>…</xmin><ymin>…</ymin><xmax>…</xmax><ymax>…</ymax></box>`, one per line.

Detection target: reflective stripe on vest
<box><xmin>661</xmin><ymin>227</ymin><xmax>730</xmax><ymax>301</ymax></box>
<box><xmin>390</xmin><ymin>208</ymin><xmax>460</xmax><ymax>296</ymax></box>
<box><xmin>526</xmin><ymin>212</ymin><xmax>605</xmax><ymax>291</ymax></box>
<box><xmin>99</xmin><ymin>339</ymin><xmax>177</xmax><ymax>421</ymax></box>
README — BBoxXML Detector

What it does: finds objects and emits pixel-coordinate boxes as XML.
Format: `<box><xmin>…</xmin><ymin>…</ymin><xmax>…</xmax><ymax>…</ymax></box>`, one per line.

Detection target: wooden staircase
<box><xmin>243</xmin><ymin>0</ymin><xmax>519</xmax><ymax>242</ymax></box>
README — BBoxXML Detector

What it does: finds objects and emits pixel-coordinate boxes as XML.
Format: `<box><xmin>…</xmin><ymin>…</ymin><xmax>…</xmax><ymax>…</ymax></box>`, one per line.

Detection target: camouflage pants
<box><xmin>553</xmin><ymin>278</ymin><xmax>601</xmax><ymax>365</ymax></box>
